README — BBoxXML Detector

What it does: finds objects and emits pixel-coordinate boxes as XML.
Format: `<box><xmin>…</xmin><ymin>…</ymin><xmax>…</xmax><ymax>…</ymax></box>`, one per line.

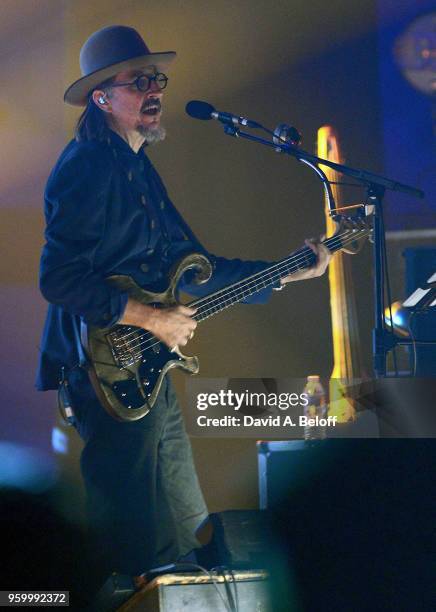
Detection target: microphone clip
<box><xmin>273</xmin><ymin>124</ymin><xmax>302</xmax><ymax>151</ymax></box>
<box><xmin>223</xmin><ymin>124</ymin><xmax>240</xmax><ymax>138</ymax></box>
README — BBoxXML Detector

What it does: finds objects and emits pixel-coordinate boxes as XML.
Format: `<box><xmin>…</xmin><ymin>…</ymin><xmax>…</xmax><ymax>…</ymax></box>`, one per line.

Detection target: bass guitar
<box><xmin>81</xmin><ymin>218</ymin><xmax>371</xmax><ymax>421</ymax></box>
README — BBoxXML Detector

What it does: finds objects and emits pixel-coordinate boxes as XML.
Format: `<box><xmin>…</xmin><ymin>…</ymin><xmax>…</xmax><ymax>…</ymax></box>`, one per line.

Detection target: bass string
<box><xmin>189</xmin><ymin>229</ymin><xmax>366</xmax><ymax>316</ymax></box>
<box><xmin>117</xmin><ymin>229</ymin><xmax>367</xmax><ymax>354</ymax></box>
<box><xmin>115</xmin><ymin>238</ymin><xmax>336</xmax><ymax>348</ymax></box>
<box><xmin>117</xmin><ymin>227</ymin><xmax>362</xmax><ymax>345</ymax></box>
<box><xmin>119</xmin><ymin>232</ymin><xmax>342</xmax><ymax>342</ymax></box>
<box><xmin>117</xmin><ymin>230</ymin><xmax>368</xmax><ymax>359</ymax></box>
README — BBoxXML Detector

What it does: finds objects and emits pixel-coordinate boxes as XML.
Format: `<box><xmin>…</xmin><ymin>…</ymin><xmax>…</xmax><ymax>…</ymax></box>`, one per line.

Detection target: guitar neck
<box><xmin>189</xmin><ymin>229</ymin><xmax>365</xmax><ymax>324</ymax></box>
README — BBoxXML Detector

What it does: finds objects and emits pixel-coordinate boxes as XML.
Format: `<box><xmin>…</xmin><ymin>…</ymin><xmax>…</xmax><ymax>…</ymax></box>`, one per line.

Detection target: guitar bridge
<box><xmin>107</xmin><ymin>326</ymin><xmax>143</xmax><ymax>368</ymax></box>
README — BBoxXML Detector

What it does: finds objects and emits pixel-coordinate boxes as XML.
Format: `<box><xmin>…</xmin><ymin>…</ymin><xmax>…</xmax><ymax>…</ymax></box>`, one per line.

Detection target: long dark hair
<box><xmin>74</xmin><ymin>77</ymin><xmax>115</xmax><ymax>142</ymax></box>
<box><xmin>74</xmin><ymin>99</ymin><xmax>109</xmax><ymax>142</ymax></box>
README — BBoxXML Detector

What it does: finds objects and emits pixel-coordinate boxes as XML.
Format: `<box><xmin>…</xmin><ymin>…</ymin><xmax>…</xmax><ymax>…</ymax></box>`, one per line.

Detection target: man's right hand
<box><xmin>146</xmin><ymin>304</ymin><xmax>198</xmax><ymax>349</ymax></box>
<box><xmin>119</xmin><ymin>298</ymin><xmax>197</xmax><ymax>350</ymax></box>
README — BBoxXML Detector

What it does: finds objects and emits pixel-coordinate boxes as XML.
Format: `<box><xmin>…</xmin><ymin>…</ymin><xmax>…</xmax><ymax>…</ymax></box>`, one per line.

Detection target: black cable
<box><xmin>172</xmin><ymin>562</ymin><xmax>232</xmax><ymax>611</ymax></box>
<box><xmin>380</xmin><ymin>209</ymin><xmax>398</xmax><ymax>375</ymax></box>
<box><xmin>325</xmin><ymin>181</ymin><xmax>364</xmax><ymax>188</ymax></box>
<box><xmin>216</xmin><ymin>567</ymin><xmax>237</xmax><ymax>612</ymax></box>
<box><xmin>408</xmin><ymin>311</ymin><xmax>419</xmax><ymax>377</ymax></box>
<box><xmin>228</xmin><ymin>568</ymin><xmax>240</xmax><ymax>612</ymax></box>
<box><xmin>219</xmin><ymin>566</ymin><xmax>240</xmax><ymax>612</ymax></box>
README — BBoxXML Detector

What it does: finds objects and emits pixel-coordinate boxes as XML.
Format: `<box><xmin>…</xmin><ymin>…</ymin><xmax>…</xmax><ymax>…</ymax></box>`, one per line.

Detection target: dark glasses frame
<box><xmin>107</xmin><ymin>72</ymin><xmax>168</xmax><ymax>93</ymax></box>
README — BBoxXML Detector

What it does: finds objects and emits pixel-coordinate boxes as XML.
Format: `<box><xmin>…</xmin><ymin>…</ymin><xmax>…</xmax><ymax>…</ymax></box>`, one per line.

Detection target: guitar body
<box><xmin>81</xmin><ymin>252</ymin><xmax>213</xmax><ymax>422</ymax></box>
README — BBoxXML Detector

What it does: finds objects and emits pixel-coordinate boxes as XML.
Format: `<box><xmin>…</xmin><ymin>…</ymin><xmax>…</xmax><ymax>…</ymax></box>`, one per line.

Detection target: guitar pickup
<box><xmin>107</xmin><ymin>326</ymin><xmax>143</xmax><ymax>368</ymax></box>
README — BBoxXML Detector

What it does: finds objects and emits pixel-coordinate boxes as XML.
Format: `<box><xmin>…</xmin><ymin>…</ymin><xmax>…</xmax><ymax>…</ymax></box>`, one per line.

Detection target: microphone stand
<box><xmin>220</xmin><ymin>122</ymin><xmax>425</xmax><ymax>378</ymax></box>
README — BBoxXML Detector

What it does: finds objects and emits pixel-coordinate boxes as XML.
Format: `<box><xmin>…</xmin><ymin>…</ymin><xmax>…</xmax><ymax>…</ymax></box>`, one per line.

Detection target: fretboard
<box><xmin>189</xmin><ymin>228</ymin><xmax>367</xmax><ymax>324</ymax></box>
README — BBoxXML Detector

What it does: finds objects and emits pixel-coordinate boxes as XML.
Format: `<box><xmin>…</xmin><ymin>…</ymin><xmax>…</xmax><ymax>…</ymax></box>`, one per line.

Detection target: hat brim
<box><xmin>64</xmin><ymin>51</ymin><xmax>176</xmax><ymax>106</ymax></box>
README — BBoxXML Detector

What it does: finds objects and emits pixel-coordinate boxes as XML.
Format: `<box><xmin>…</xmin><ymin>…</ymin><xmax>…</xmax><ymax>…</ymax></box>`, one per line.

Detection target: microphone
<box><xmin>185</xmin><ymin>100</ymin><xmax>261</xmax><ymax>129</ymax></box>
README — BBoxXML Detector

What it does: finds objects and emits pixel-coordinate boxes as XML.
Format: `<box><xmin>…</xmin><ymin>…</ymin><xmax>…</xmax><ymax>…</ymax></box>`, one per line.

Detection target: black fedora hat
<box><xmin>64</xmin><ymin>25</ymin><xmax>176</xmax><ymax>106</ymax></box>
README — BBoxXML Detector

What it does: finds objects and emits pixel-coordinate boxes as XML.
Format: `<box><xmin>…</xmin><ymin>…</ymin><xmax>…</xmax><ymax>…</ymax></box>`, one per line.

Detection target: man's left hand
<box><xmin>281</xmin><ymin>237</ymin><xmax>331</xmax><ymax>285</ymax></box>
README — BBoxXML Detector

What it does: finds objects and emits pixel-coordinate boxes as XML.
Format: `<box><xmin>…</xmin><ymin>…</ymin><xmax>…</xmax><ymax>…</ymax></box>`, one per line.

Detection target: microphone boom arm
<box><xmin>222</xmin><ymin>123</ymin><xmax>424</xmax><ymax>199</ymax></box>
<box><xmin>221</xmin><ymin>120</ymin><xmax>425</xmax><ymax>378</ymax></box>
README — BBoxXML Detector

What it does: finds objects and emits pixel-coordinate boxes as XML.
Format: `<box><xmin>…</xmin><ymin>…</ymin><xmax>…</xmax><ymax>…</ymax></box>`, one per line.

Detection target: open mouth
<box><xmin>141</xmin><ymin>100</ymin><xmax>162</xmax><ymax>116</ymax></box>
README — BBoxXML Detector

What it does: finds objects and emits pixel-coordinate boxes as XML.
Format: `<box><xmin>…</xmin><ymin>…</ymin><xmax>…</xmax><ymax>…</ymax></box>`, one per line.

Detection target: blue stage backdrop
<box><xmin>377</xmin><ymin>1</ymin><xmax>436</xmax><ymax>230</ymax></box>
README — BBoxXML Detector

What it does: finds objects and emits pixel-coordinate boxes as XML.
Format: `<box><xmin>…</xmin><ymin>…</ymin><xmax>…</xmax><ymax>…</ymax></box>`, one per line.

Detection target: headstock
<box><xmin>332</xmin><ymin>206</ymin><xmax>373</xmax><ymax>255</ymax></box>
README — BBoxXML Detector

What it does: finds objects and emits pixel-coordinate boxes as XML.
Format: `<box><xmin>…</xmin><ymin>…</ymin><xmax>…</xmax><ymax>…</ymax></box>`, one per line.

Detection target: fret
<box><xmin>191</xmin><ymin>229</ymin><xmax>360</xmax><ymax>323</ymax></box>
<box><xmin>89</xmin><ymin>218</ymin><xmax>370</xmax><ymax>421</ymax></box>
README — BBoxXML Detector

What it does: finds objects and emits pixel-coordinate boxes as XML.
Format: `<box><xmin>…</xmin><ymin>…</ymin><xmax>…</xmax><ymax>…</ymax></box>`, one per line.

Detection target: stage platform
<box><xmin>117</xmin><ymin>569</ymin><xmax>272</xmax><ymax>611</ymax></box>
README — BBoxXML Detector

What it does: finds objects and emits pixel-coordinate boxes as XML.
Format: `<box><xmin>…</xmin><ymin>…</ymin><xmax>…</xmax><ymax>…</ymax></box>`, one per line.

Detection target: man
<box><xmin>37</xmin><ymin>26</ymin><xmax>330</xmax><ymax>578</ymax></box>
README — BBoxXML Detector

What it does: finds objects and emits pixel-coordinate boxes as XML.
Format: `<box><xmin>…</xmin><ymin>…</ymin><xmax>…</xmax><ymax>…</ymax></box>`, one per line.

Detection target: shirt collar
<box><xmin>106</xmin><ymin>129</ymin><xmax>146</xmax><ymax>159</ymax></box>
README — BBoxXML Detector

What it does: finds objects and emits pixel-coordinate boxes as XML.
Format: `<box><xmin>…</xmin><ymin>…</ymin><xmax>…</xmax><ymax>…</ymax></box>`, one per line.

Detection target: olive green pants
<box><xmin>69</xmin><ymin>368</ymin><xmax>208</xmax><ymax>575</ymax></box>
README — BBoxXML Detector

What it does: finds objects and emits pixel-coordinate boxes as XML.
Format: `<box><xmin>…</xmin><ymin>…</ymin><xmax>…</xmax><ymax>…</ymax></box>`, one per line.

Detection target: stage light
<box><xmin>384</xmin><ymin>301</ymin><xmax>411</xmax><ymax>337</ymax></box>
<box><xmin>0</xmin><ymin>442</ymin><xmax>58</xmax><ymax>492</ymax></box>
<box><xmin>394</xmin><ymin>11</ymin><xmax>436</xmax><ymax>97</ymax></box>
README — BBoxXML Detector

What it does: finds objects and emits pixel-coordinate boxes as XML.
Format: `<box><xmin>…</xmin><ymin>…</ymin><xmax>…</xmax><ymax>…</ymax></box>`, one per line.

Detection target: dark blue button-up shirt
<box><xmin>37</xmin><ymin>130</ymin><xmax>275</xmax><ymax>390</ymax></box>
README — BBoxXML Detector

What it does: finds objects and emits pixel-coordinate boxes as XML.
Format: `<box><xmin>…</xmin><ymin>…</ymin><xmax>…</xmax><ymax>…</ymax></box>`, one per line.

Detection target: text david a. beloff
<box><xmin>197</xmin><ymin>415</ymin><xmax>338</xmax><ymax>428</ymax></box>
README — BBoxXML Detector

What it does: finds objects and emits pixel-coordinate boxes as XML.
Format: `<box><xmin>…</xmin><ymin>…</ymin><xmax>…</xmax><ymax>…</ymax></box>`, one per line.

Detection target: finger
<box><xmin>318</xmin><ymin>244</ymin><xmax>331</xmax><ymax>260</ymax></box>
<box><xmin>185</xmin><ymin>317</ymin><xmax>197</xmax><ymax>330</ymax></box>
<box><xmin>178</xmin><ymin>305</ymin><xmax>197</xmax><ymax>316</ymax></box>
<box><xmin>305</xmin><ymin>239</ymin><xmax>319</xmax><ymax>255</ymax></box>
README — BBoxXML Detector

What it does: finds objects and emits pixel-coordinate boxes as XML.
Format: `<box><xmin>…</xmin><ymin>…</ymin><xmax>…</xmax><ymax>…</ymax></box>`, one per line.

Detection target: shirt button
<box><xmin>151</xmin><ymin>219</ymin><xmax>156</xmax><ymax>230</ymax></box>
<box><xmin>139</xmin><ymin>161</ymin><xmax>145</xmax><ymax>172</ymax></box>
<box><xmin>160</xmin><ymin>200</ymin><xmax>165</xmax><ymax>210</ymax></box>
<box><xmin>128</xmin><ymin>170</ymin><xmax>133</xmax><ymax>181</ymax></box>
<box><xmin>140</xmin><ymin>263</ymin><xmax>150</xmax><ymax>273</ymax></box>
<box><xmin>141</xmin><ymin>195</ymin><xmax>146</xmax><ymax>205</ymax></box>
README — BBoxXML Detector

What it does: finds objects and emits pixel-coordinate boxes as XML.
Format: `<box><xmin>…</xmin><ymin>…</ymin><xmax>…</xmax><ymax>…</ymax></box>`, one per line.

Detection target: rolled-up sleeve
<box><xmin>39</xmin><ymin>146</ymin><xmax>128</xmax><ymax>327</ymax></box>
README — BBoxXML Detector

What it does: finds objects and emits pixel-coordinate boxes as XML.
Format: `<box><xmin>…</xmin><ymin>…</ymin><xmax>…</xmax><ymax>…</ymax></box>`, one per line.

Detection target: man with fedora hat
<box><xmin>37</xmin><ymin>25</ymin><xmax>330</xmax><ymax>577</ymax></box>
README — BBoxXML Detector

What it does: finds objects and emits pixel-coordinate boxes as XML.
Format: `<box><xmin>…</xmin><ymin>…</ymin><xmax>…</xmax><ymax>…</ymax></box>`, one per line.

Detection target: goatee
<box><xmin>138</xmin><ymin>124</ymin><xmax>166</xmax><ymax>145</ymax></box>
